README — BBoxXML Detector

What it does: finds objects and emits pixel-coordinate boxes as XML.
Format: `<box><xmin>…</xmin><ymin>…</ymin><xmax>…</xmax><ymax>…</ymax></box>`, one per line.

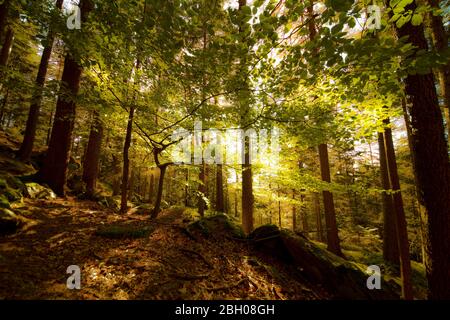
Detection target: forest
<box><xmin>0</xmin><ymin>0</ymin><xmax>449</xmax><ymax>301</ymax></box>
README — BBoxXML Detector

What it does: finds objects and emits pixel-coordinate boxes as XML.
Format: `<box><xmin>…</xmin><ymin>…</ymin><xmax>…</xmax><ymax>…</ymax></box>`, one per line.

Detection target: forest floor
<box><xmin>0</xmin><ymin>197</ymin><xmax>329</xmax><ymax>300</ymax></box>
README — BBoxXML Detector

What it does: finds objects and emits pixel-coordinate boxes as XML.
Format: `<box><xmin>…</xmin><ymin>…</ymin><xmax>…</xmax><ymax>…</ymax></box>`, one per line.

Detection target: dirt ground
<box><xmin>0</xmin><ymin>198</ymin><xmax>328</xmax><ymax>300</ymax></box>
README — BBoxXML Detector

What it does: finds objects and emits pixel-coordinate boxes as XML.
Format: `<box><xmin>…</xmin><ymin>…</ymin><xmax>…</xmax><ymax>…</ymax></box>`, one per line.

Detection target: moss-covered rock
<box><xmin>24</xmin><ymin>183</ymin><xmax>56</xmax><ymax>200</ymax></box>
<box><xmin>5</xmin><ymin>174</ymin><xmax>26</xmax><ymax>192</ymax></box>
<box><xmin>249</xmin><ymin>226</ymin><xmax>399</xmax><ymax>300</ymax></box>
<box><xmin>0</xmin><ymin>208</ymin><xmax>22</xmax><ymax>235</ymax></box>
<box><xmin>0</xmin><ymin>194</ymin><xmax>10</xmax><ymax>209</ymax></box>
<box><xmin>135</xmin><ymin>204</ymin><xmax>153</xmax><ymax>215</ymax></box>
<box><xmin>3</xmin><ymin>188</ymin><xmax>22</xmax><ymax>202</ymax></box>
<box><xmin>188</xmin><ymin>213</ymin><xmax>245</xmax><ymax>239</ymax></box>
<box><xmin>98</xmin><ymin>195</ymin><xmax>122</xmax><ymax>211</ymax></box>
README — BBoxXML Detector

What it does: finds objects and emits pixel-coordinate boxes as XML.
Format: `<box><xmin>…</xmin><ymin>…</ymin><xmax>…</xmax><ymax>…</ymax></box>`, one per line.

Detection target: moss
<box><xmin>0</xmin><ymin>194</ymin><xmax>10</xmax><ymax>209</ymax></box>
<box><xmin>188</xmin><ymin>213</ymin><xmax>245</xmax><ymax>239</ymax></box>
<box><xmin>24</xmin><ymin>183</ymin><xmax>56</xmax><ymax>200</ymax></box>
<box><xmin>3</xmin><ymin>188</ymin><xmax>22</xmax><ymax>202</ymax></box>
<box><xmin>5</xmin><ymin>174</ymin><xmax>26</xmax><ymax>192</ymax></box>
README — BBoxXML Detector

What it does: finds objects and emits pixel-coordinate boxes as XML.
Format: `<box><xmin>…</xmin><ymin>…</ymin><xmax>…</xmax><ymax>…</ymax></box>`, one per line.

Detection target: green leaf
<box><xmin>411</xmin><ymin>13</ymin><xmax>423</xmax><ymax>26</ymax></box>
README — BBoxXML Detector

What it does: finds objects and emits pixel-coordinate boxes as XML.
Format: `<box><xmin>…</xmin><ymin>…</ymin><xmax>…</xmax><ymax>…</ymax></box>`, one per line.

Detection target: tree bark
<box><xmin>392</xmin><ymin>0</ymin><xmax>450</xmax><ymax>300</ymax></box>
<box><xmin>427</xmin><ymin>0</ymin><xmax>450</xmax><ymax>139</ymax></box>
<box><xmin>383</xmin><ymin>118</ymin><xmax>413</xmax><ymax>299</ymax></box>
<box><xmin>318</xmin><ymin>143</ymin><xmax>343</xmax><ymax>257</ymax></box>
<box><xmin>38</xmin><ymin>55</ymin><xmax>81</xmax><ymax>195</ymax></box>
<box><xmin>17</xmin><ymin>0</ymin><xmax>64</xmax><ymax>161</ymax></box>
<box><xmin>378</xmin><ymin>132</ymin><xmax>399</xmax><ymax>265</ymax></box>
<box><xmin>238</xmin><ymin>0</ymin><xmax>254</xmax><ymax>235</ymax></box>
<box><xmin>82</xmin><ymin>110</ymin><xmax>103</xmax><ymax>197</ymax></box>
<box><xmin>37</xmin><ymin>0</ymin><xmax>91</xmax><ymax>196</ymax></box>
<box><xmin>120</xmin><ymin>106</ymin><xmax>134</xmax><ymax>213</ymax></box>
<box><xmin>151</xmin><ymin>164</ymin><xmax>168</xmax><ymax>219</ymax></box>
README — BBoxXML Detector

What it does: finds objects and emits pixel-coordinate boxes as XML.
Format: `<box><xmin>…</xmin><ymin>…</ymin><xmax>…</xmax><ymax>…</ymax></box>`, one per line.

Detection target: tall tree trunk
<box><xmin>392</xmin><ymin>0</ymin><xmax>450</xmax><ymax>300</ymax></box>
<box><xmin>313</xmin><ymin>192</ymin><xmax>324</xmax><ymax>242</ymax></box>
<box><xmin>38</xmin><ymin>55</ymin><xmax>81</xmax><ymax>195</ymax></box>
<box><xmin>0</xmin><ymin>27</ymin><xmax>13</xmax><ymax>68</ymax></box>
<box><xmin>427</xmin><ymin>0</ymin><xmax>450</xmax><ymax>139</ymax></box>
<box><xmin>242</xmin><ymin>135</ymin><xmax>254</xmax><ymax>234</ymax></box>
<box><xmin>318</xmin><ymin>143</ymin><xmax>343</xmax><ymax>257</ymax></box>
<box><xmin>0</xmin><ymin>0</ymin><xmax>10</xmax><ymax>43</ymax></box>
<box><xmin>383</xmin><ymin>118</ymin><xmax>413</xmax><ymax>299</ymax></box>
<box><xmin>37</xmin><ymin>0</ymin><xmax>91</xmax><ymax>196</ymax></box>
<box><xmin>402</xmin><ymin>99</ymin><xmax>426</xmax><ymax>264</ymax></box>
<box><xmin>82</xmin><ymin>110</ymin><xmax>103</xmax><ymax>197</ymax></box>
<box><xmin>120</xmin><ymin>106</ymin><xmax>134</xmax><ymax>213</ymax></box>
<box><xmin>239</xmin><ymin>0</ymin><xmax>254</xmax><ymax>235</ymax></box>
<box><xmin>307</xmin><ymin>2</ymin><xmax>340</xmax><ymax>254</ymax></box>
<box><xmin>17</xmin><ymin>0</ymin><xmax>63</xmax><ymax>161</ymax></box>
<box><xmin>378</xmin><ymin>132</ymin><xmax>399</xmax><ymax>265</ymax></box>
<box><xmin>216</xmin><ymin>164</ymin><xmax>224</xmax><ymax>212</ymax></box>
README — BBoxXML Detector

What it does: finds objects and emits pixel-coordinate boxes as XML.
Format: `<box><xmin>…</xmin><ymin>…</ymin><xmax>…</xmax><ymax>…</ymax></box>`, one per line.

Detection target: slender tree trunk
<box><xmin>313</xmin><ymin>192</ymin><xmax>324</xmax><ymax>242</ymax></box>
<box><xmin>401</xmin><ymin>99</ymin><xmax>426</xmax><ymax>264</ymax></box>
<box><xmin>383</xmin><ymin>118</ymin><xmax>413</xmax><ymax>299</ymax></box>
<box><xmin>239</xmin><ymin>0</ymin><xmax>254</xmax><ymax>235</ymax></box>
<box><xmin>17</xmin><ymin>0</ymin><xmax>64</xmax><ymax>161</ymax></box>
<box><xmin>151</xmin><ymin>164</ymin><xmax>168</xmax><ymax>219</ymax></box>
<box><xmin>216</xmin><ymin>163</ymin><xmax>224</xmax><ymax>212</ymax></box>
<box><xmin>82</xmin><ymin>110</ymin><xmax>103</xmax><ymax>197</ymax></box>
<box><xmin>318</xmin><ymin>143</ymin><xmax>343</xmax><ymax>257</ymax></box>
<box><xmin>120</xmin><ymin>106</ymin><xmax>134</xmax><ymax>213</ymax></box>
<box><xmin>393</xmin><ymin>0</ymin><xmax>450</xmax><ymax>300</ymax></box>
<box><xmin>242</xmin><ymin>135</ymin><xmax>254</xmax><ymax>233</ymax></box>
<box><xmin>378</xmin><ymin>132</ymin><xmax>399</xmax><ymax>265</ymax></box>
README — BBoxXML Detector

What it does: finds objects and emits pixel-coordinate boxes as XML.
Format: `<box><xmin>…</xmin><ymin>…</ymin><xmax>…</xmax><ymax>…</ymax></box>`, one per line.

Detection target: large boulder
<box><xmin>24</xmin><ymin>183</ymin><xmax>56</xmax><ymax>200</ymax></box>
<box><xmin>0</xmin><ymin>208</ymin><xmax>22</xmax><ymax>235</ymax></box>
